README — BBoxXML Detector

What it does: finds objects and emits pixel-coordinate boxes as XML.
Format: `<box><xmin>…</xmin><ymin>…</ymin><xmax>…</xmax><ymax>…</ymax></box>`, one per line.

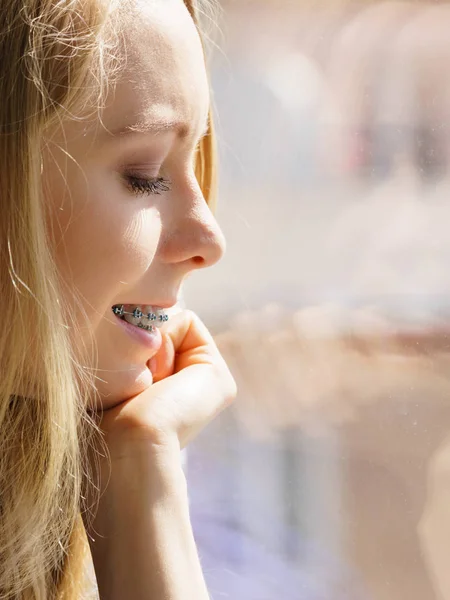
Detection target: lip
<box><xmin>113</xmin><ymin>313</ymin><xmax>163</xmax><ymax>352</ymax></box>
<box><xmin>115</xmin><ymin>300</ymin><xmax>179</xmax><ymax>310</ymax></box>
<box><xmin>150</xmin><ymin>301</ymin><xmax>178</xmax><ymax>310</ymax></box>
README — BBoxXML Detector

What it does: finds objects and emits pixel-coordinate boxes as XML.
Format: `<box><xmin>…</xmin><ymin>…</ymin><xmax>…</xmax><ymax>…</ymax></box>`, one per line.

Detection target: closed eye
<box><xmin>125</xmin><ymin>175</ymin><xmax>172</xmax><ymax>196</ymax></box>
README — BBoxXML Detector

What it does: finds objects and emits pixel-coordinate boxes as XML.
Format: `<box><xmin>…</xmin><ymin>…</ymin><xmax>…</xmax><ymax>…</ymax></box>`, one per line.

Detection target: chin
<box><xmin>93</xmin><ymin>363</ymin><xmax>153</xmax><ymax>410</ymax></box>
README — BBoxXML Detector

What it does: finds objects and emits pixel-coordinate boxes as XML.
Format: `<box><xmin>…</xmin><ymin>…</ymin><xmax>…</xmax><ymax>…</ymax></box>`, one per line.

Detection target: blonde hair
<box><xmin>0</xmin><ymin>1</ymin><xmax>217</xmax><ymax>597</ymax></box>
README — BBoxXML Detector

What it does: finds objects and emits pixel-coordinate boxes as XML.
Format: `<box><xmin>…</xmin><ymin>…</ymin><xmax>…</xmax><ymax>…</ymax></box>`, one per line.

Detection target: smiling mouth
<box><xmin>112</xmin><ymin>304</ymin><xmax>169</xmax><ymax>332</ymax></box>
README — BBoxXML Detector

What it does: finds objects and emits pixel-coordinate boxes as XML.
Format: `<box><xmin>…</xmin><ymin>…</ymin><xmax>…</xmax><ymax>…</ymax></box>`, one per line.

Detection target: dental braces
<box><xmin>112</xmin><ymin>305</ymin><xmax>169</xmax><ymax>323</ymax></box>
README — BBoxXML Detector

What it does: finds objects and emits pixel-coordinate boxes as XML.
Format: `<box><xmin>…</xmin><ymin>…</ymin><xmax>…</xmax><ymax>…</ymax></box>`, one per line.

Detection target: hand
<box><xmin>96</xmin><ymin>309</ymin><xmax>238</xmax><ymax>454</ymax></box>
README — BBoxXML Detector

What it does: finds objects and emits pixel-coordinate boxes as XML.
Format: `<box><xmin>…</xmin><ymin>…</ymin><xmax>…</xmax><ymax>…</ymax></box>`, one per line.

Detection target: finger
<box><xmin>149</xmin><ymin>359</ymin><xmax>237</xmax><ymax>448</ymax></box>
<box><xmin>138</xmin><ymin>311</ymin><xmax>237</xmax><ymax>446</ymax></box>
<box><xmin>149</xmin><ymin>333</ymin><xmax>175</xmax><ymax>383</ymax></box>
<box><xmin>149</xmin><ymin>310</ymin><xmax>221</xmax><ymax>380</ymax></box>
<box><xmin>166</xmin><ymin>309</ymin><xmax>222</xmax><ymax>365</ymax></box>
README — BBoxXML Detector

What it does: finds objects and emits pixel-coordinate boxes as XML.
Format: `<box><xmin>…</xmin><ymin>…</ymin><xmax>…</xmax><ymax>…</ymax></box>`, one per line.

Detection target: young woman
<box><xmin>0</xmin><ymin>0</ymin><xmax>237</xmax><ymax>598</ymax></box>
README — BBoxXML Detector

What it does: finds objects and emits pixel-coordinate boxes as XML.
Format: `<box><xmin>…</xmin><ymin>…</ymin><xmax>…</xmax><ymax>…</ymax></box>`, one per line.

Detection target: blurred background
<box><xmin>182</xmin><ymin>1</ymin><xmax>450</xmax><ymax>598</ymax></box>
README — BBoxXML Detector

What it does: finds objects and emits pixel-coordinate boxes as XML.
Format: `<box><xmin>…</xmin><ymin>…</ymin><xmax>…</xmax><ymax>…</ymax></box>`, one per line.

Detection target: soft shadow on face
<box><xmin>42</xmin><ymin>0</ymin><xmax>226</xmax><ymax>409</ymax></box>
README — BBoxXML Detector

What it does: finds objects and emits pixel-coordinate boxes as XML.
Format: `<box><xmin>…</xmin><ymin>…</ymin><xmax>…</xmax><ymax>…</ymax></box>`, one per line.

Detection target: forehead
<box><xmin>100</xmin><ymin>0</ymin><xmax>209</xmax><ymax>136</ymax></box>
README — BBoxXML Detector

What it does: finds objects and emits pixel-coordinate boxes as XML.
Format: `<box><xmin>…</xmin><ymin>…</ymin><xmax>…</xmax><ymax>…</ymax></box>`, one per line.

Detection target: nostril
<box><xmin>192</xmin><ymin>255</ymin><xmax>205</xmax><ymax>266</ymax></box>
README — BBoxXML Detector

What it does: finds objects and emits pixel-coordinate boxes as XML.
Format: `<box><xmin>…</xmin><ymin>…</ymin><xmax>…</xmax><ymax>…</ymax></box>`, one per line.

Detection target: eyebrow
<box><xmin>101</xmin><ymin>115</ymin><xmax>210</xmax><ymax>143</ymax></box>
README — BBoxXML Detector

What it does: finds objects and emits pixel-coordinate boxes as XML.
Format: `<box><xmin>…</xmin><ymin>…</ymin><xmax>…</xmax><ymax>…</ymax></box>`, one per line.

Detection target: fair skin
<box><xmin>44</xmin><ymin>1</ymin><xmax>237</xmax><ymax>598</ymax></box>
<box><xmin>43</xmin><ymin>0</ymin><xmax>226</xmax><ymax>408</ymax></box>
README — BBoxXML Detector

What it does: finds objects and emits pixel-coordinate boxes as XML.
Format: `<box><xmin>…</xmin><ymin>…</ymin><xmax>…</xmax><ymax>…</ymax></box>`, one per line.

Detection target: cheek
<box><xmin>64</xmin><ymin>208</ymin><xmax>161</xmax><ymax>321</ymax></box>
<box><xmin>118</xmin><ymin>209</ymin><xmax>162</xmax><ymax>284</ymax></box>
<box><xmin>45</xmin><ymin>169</ymin><xmax>161</xmax><ymax>322</ymax></box>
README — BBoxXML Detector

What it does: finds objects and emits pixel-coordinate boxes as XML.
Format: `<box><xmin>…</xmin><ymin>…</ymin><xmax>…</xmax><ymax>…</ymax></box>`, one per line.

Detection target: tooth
<box><xmin>116</xmin><ymin>304</ymin><xmax>168</xmax><ymax>331</ymax></box>
<box><xmin>123</xmin><ymin>305</ymin><xmax>143</xmax><ymax>327</ymax></box>
<box><xmin>142</xmin><ymin>305</ymin><xmax>157</xmax><ymax>324</ymax></box>
<box><xmin>112</xmin><ymin>305</ymin><xmax>124</xmax><ymax>317</ymax></box>
<box><xmin>154</xmin><ymin>308</ymin><xmax>168</xmax><ymax>328</ymax></box>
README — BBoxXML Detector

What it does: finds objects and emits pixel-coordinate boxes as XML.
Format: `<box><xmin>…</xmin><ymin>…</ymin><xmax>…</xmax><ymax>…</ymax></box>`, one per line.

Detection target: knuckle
<box><xmin>183</xmin><ymin>308</ymin><xmax>199</xmax><ymax>324</ymax></box>
<box><xmin>185</xmin><ymin>308</ymin><xmax>217</xmax><ymax>338</ymax></box>
<box><xmin>219</xmin><ymin>367</ymin><xmax>238</xmax><ymax>405</ymax></box>
<box><xmin>208</xmin><ymin>360</ymin><xmax>237</xmax><ymax>408</ymax></box>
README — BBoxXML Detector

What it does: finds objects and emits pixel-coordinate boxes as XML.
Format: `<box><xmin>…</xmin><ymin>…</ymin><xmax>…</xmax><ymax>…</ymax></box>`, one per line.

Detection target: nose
<box><xmin>158</xmin><ymin>180</ymin><xmax>227</xmax><ymax>270</ymax></box>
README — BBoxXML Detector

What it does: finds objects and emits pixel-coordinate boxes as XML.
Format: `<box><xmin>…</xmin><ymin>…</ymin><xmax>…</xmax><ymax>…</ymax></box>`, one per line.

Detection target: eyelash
<box><xmin>125</xmin><ymin>175</ymin><xmax>172</xmax><ymax>196</ymax></box>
